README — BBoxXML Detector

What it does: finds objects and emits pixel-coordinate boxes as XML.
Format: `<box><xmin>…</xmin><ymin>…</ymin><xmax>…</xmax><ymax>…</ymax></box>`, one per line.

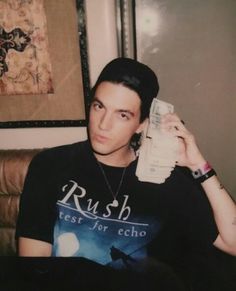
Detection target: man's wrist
<box><xmin>191</xmin><ymin>162</ymin><xmax>216</xmax><ymax>183</ymax></box>
<box><xmin>189</xmin><ymin>159</ymin><xmax>208</xmax><ymax>172</ymax></box>
<box><xmin>191</xmin><ymin>161</ymin><xmax>211</xmax><ymax>177</ymax></box>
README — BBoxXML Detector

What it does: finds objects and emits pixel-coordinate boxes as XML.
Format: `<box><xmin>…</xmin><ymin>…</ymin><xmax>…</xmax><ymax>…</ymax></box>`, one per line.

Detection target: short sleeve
<box><xmin>182</xmin><ymin>178</ymin><xmax>219</xmax><ymax>250</ymax></box>
<box><xmin>15</xmin><ymin>152</ymin><xmax>58</xmax><ymax>244</ymax></box>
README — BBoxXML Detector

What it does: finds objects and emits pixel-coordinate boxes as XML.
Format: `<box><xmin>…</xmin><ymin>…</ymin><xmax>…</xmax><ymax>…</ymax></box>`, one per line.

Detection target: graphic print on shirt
<box><xmin>52</xmin><ymin>179</ymin><xmax>161</xmax><ymax>269</ymax></box>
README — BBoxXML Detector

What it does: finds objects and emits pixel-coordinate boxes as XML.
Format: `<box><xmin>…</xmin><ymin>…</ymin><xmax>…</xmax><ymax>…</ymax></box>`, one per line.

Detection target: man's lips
<box><xmin>93</xmin><ymin>134</ymin><xmax>109</xmax><ymax>143</ymax></box>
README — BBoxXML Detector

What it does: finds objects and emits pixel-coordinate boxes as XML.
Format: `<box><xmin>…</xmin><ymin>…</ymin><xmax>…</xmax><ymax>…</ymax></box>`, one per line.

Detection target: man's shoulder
<box><xmin>30</xmin><ymin>140</ymin><xmax>91</xmax><ymax>167</ymax></box>
<box><xmin>43</xmin><ymin>139</ymin><xmax>88</xmax><ymax>155</ymax></box>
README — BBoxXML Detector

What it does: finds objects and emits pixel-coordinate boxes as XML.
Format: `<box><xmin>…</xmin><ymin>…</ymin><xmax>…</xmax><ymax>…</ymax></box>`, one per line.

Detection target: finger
<box><xmin>160</xmin><ymin>120</ymin><xmax>186</xmax><ymax>132</ymax></box>
<box><xmin>161</xmin><ymin>121</ymin><xmax>195</xmax><ymax>143</ymax></box>
<box><xmin>174</xmin><ymin>128</ymin><xmax>195</xmax><ymax>145</ymax></box>
<box><xmin>161</xmin><ymin>113</ymin><xmax>181</xmax><ymax>123</ymax></box>
<box><xmin>161</xmin><ymin>115</ymin><xmax>186</xmax><ymax>130</ymax></box>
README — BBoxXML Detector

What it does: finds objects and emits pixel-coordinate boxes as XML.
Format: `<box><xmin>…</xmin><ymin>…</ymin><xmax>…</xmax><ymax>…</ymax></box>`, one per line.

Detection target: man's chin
<box><xmin>89</xmin><ymin>140</ymin><xmax>129</xmax><ymax>157</ymax></box>
<box><xmin>89</xmin><ymin>141</ymin><xmax>111</xmax><ymax>156</ymax></box>
<box><xmin>92</xmin><ymin>149</ymin><xmax>111</xmax><ymax>156</ymax></box>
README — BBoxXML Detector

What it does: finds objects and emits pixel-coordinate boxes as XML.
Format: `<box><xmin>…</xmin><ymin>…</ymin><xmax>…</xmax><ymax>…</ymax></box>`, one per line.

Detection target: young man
<box><xmin>16</xmin><ymin>58</ymin><xmax>236</xmax><ymax>286</ymax></box>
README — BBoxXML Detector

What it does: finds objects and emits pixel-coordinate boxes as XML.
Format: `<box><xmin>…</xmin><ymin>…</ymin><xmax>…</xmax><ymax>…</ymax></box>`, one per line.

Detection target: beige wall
<box><xmin>136</xmin><ymin>0</ymin><xmax>236</xmax><ymax>198</ymax></box>
<box><xmin>86</xmin><ymin>0</ymin><xmax>118</xmax><ymax>86</ymax></box>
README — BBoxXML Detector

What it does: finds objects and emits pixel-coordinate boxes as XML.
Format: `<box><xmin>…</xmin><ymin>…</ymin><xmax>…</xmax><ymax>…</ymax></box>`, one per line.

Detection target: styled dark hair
<box><xmin>90</xmin><ymin>58</ymin><xmax>159</xmax><ymax>122</ymax></box>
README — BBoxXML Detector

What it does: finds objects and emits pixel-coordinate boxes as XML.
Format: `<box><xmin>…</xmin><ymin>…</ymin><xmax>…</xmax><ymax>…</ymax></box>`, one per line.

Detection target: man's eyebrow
<box><xmin>92</xmin><ymin>97</ymin><xmax>104</xmax><ymax>105</ymax></box>
<box><xmin>92</xmin><ymin>97</ymin><xmax>135</xmax><ymax>116</ymax></box>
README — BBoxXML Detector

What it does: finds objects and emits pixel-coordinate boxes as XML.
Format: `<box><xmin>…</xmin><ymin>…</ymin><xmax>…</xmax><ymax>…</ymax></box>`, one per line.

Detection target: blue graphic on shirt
<box><xmin>52</xmin><ymin>180</ymin><xmax>161</xmax><ymax>269</ymax></box>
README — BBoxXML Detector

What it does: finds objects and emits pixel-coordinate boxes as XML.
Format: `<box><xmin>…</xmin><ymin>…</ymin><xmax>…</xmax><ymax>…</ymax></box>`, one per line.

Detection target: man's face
<box><xmin>88</xmin><ymin>81</ymin><xmax>144</xmax><ymax>158</ymax></box>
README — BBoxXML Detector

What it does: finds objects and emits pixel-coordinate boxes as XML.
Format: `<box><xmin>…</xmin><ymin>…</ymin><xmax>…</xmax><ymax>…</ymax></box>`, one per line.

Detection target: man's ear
<box><xmin>136</xmin><ymin>118</ymin><xmax>148</xmax><ymax>134</ymax></box>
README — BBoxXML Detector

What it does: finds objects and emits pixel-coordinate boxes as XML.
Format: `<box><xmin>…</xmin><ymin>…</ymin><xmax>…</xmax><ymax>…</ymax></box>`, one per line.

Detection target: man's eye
<box><xmin>93</xmin><ymin>103</ymin><xmax>103</xmax><ymax>110</ymax></box>
<box><xmin>120</xmin><ymin>113</ymin><xmax>129</xmax><ymax>120</ymax></box>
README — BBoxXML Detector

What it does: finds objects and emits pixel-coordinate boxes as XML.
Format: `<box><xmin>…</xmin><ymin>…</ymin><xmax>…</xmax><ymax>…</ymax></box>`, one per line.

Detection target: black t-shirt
<box><xmin>16</xmin><ymin>140</ymin><xmax>218</xmax><ymax>270</ymax></box>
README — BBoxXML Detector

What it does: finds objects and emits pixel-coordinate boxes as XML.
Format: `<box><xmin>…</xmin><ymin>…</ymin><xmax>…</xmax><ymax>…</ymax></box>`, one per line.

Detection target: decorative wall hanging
<box><xmin>0</xmin><ymin>0</ymin><xmax>53</xmax><ymax>95</ymax></box>
<box><xmin>0</xmin><ymin>0</ymin><xmax>90</xmax><ymax>128</ymax></box>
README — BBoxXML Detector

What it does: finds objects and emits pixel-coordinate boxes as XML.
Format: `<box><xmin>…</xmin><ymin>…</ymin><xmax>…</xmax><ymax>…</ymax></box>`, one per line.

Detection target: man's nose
<box><xmin>99</xmin><ymin>112</ymin><xmax>112</xmax><ymax>130</ymax></box>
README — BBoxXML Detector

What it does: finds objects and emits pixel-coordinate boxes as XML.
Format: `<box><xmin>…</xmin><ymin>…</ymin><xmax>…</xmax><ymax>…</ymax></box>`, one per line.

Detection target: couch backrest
<box><xmin>0</xmin><ymin>149</ymin><xmax>42</xmax><ymax>256</ymax></box>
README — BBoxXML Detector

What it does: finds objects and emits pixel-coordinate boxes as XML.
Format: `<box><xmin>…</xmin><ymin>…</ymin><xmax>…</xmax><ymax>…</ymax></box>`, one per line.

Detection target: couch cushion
<box><xmin>0</xmin><ymin>195</ymin><xmax>19</xmax><ymax>227</ymax></box>
<box><xmin>0</xmin><ymin>149</ymin><xmax>41</xmax><ymax>195</ymax></box>
<box><xmin>0</xmin><ymin>228</ymin><xmax>16</xmax><ymax>256</ymax></box>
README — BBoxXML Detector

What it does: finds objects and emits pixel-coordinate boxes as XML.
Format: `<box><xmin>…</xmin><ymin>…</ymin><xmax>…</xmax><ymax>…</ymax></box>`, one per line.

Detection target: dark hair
<box><xmin>90</xmin><ymin>58</ymin><xmax>159</xmax><ymax>122</ymax></box>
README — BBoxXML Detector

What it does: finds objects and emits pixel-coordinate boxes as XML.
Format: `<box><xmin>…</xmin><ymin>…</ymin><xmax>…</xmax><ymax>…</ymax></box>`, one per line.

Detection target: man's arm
<box><xmin>16</xmin><ymin>151</ymin><xmax>57</xmax><ymax>257</ymax></box>
<box><xmin>161</xmin><ymin>113</ymin><xmax>236</xmax><ymax>256</ymax></box>
<box><xmin>18</xmin><ymin>237</ymin><xmax>52</xmax><ymax>256</ymax></box>
<box><xmin>200</xmin><ymin>175</ymin><xmax>236</xmax><ymax>255</ymax></box>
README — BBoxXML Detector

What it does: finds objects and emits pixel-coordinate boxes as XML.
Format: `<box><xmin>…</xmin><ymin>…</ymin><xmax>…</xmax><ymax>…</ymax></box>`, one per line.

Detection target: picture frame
<box><xmin>116</xmin><ymin>0</ymin><xmax>137</xmax><ymax>59</ymax></box>
<box><xmin>0</xmin><ymin>0</ymin><xmax>90</xmax><ymax>128</ymax></box>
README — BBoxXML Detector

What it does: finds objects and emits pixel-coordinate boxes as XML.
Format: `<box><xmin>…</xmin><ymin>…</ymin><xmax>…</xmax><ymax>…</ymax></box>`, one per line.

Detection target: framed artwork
<box><xmin>0</xmin><ymin>0</ymin><xmax>90</xmax><ymax>128</ymax></box>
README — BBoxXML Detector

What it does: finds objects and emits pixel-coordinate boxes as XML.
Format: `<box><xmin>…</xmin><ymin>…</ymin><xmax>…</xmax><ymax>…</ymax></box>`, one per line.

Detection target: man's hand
<box><xmin>160</xmin><ymin>113</ymin><xmax>206</xmax><ymax>171</ymax></box>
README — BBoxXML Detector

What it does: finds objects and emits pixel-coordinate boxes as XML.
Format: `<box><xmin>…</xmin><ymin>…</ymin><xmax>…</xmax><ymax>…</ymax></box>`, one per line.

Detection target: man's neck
<box><xmin>94</xmin><ymin>147</ymin><xmax>136</xmax><ymax>167</ymax></box>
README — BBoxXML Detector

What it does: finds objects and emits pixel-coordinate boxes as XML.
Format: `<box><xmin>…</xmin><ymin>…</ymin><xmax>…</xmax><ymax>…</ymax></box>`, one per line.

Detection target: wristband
<box><xmin>191</xmin><ymin>162</ymin><xmax>216</xmax><ymax>183</ymax></box>
<box><xmin>192</xmin><ymin>162</ymin><xmax>212</xmax><ymax>179</ymax></box>
<box><xmin>193</xmin><ymin>169</ymin><xmax>216</xmax><ymax>183</ymax></box>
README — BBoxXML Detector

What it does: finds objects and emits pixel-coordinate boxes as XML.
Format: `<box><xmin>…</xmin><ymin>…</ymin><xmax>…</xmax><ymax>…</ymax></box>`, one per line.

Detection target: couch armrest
<box><xmin>0</xmin><ymin>149</ymin><xmax>43</xmax><ymax>256</ymax></box>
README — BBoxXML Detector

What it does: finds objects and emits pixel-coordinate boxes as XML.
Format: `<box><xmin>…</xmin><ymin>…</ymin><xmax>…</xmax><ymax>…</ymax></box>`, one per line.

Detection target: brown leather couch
<box><xmin>0</xmin><ymin>149</ymin><xmax>42</xmax><ymax>256</ymax></box>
